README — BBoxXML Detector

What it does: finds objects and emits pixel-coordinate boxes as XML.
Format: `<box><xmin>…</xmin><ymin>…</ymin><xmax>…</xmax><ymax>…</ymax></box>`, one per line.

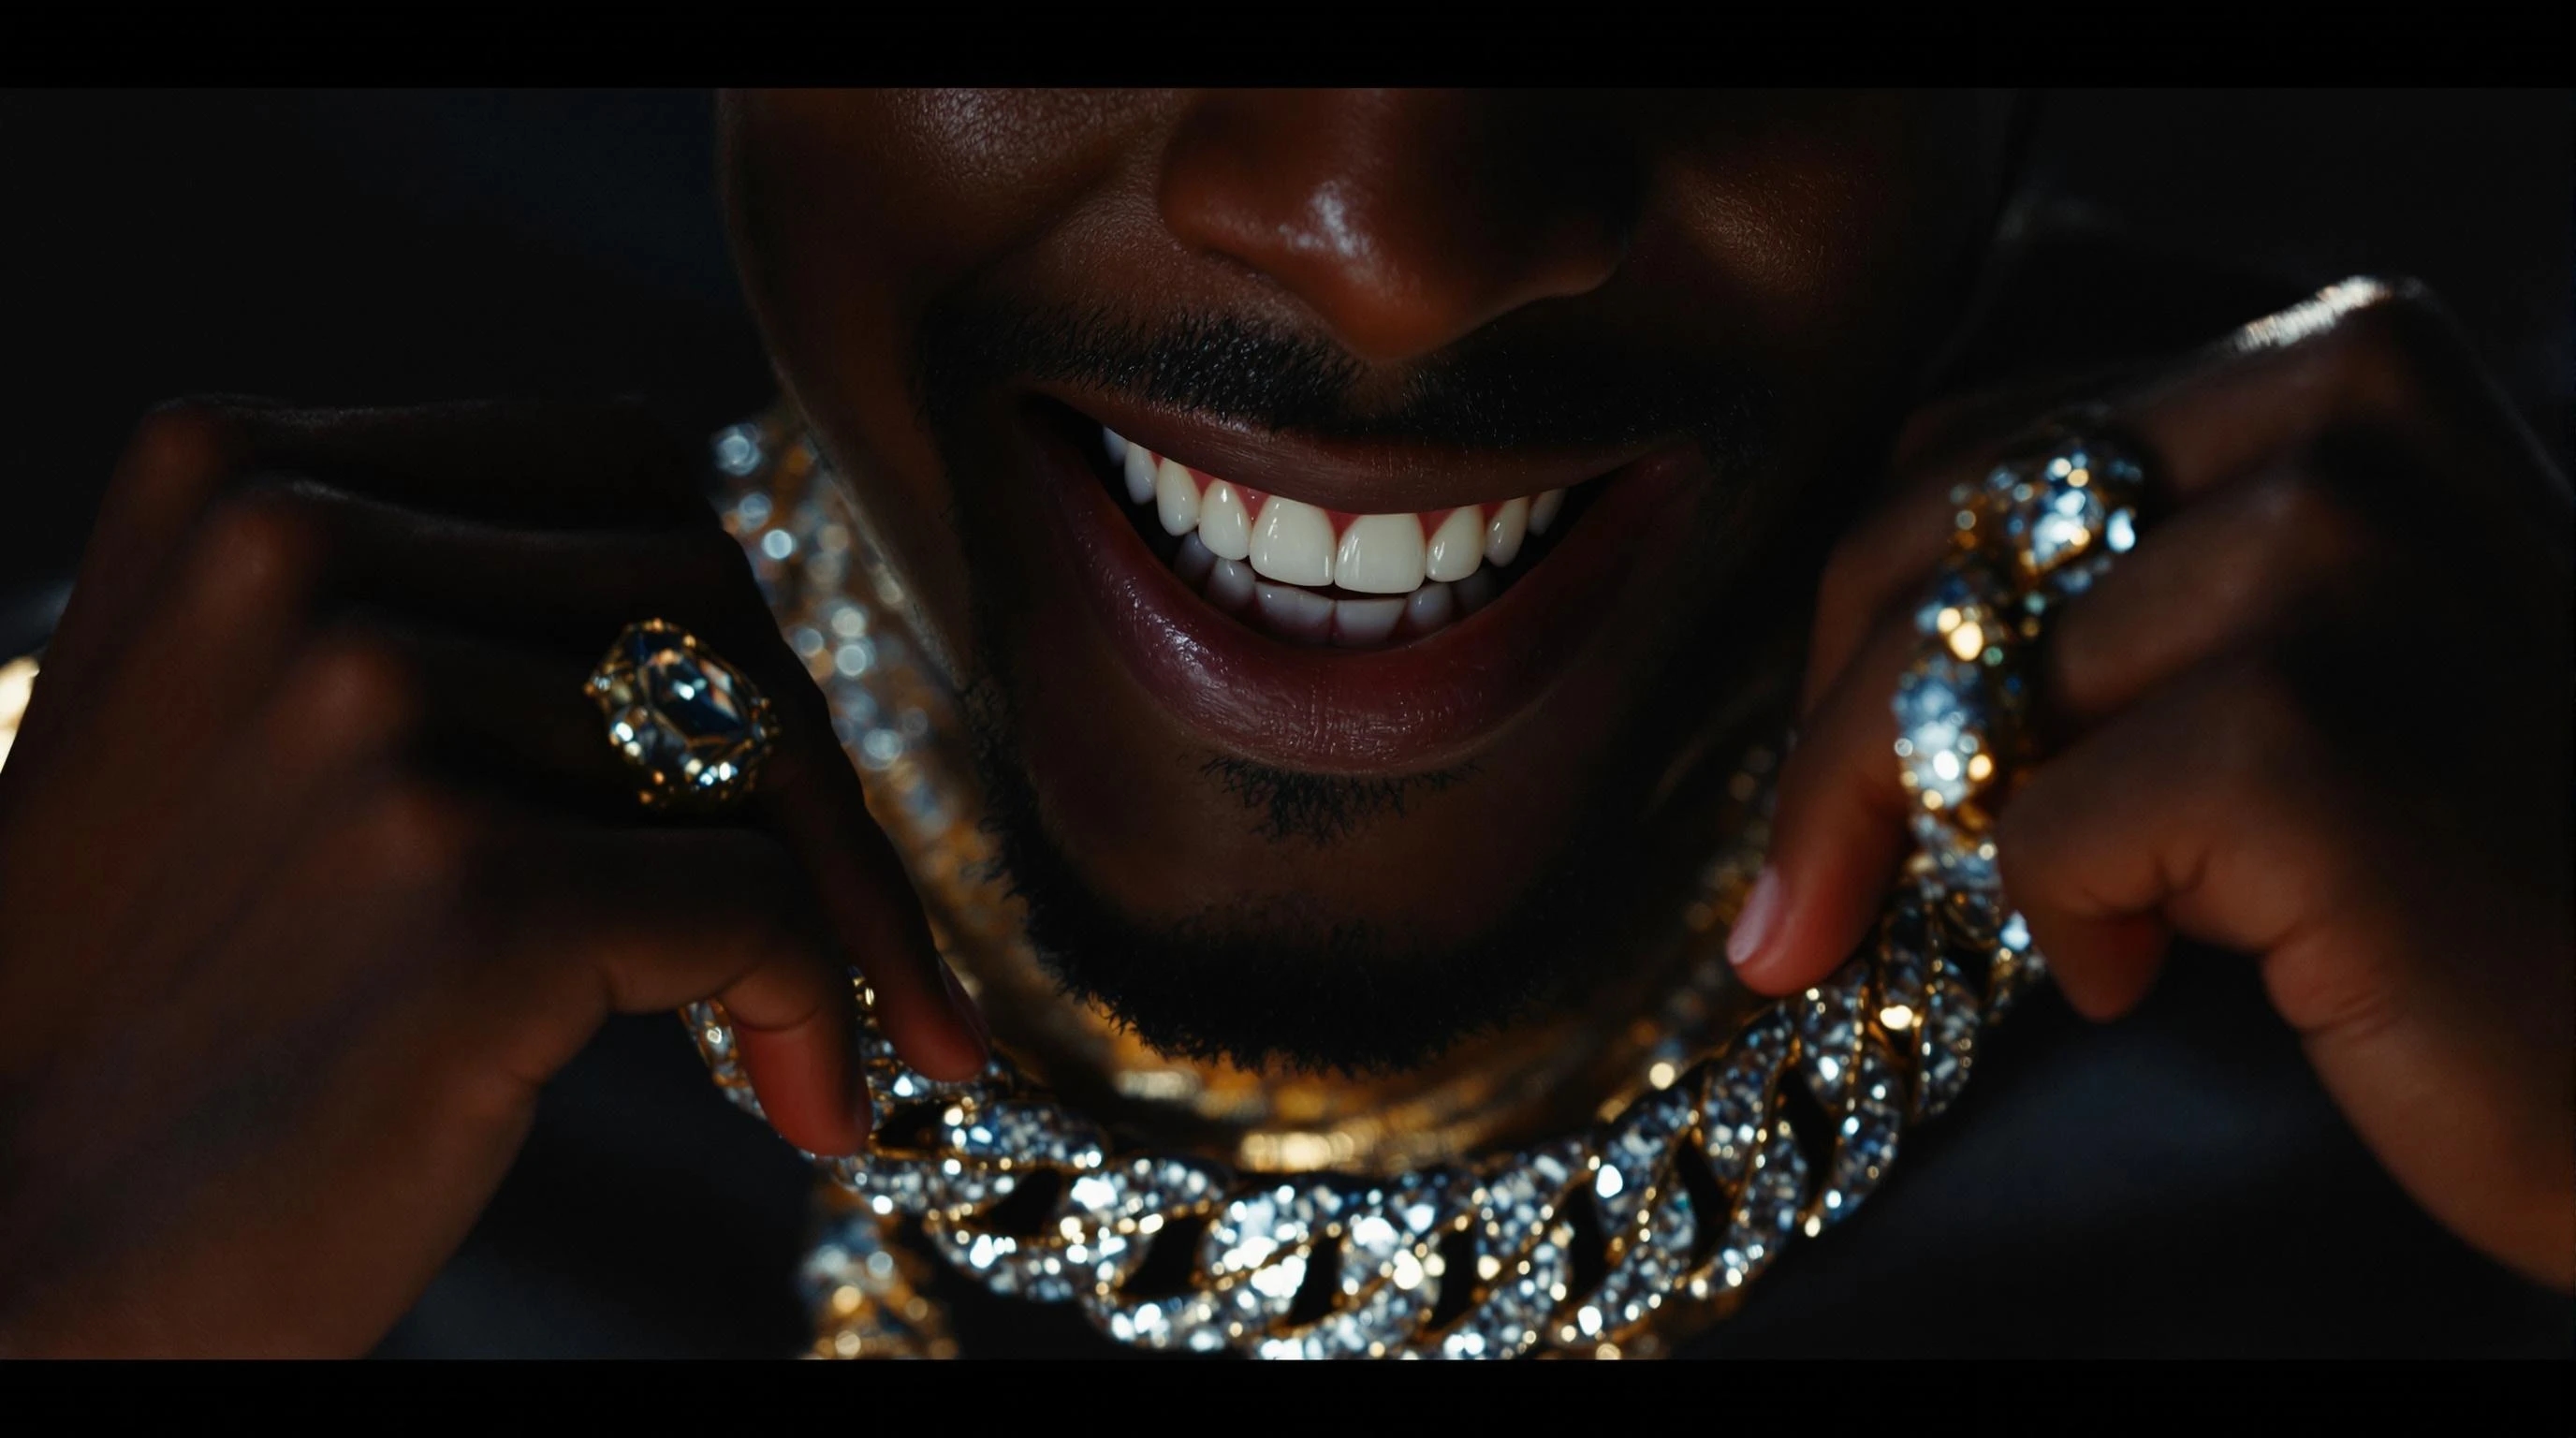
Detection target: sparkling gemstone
<box><xmin>1911</xmin><ymin>811</ymin><xmax>2004</xmax><ymax>895</ymax></box>
<box><xmin>1710</xmin><ymin>1122</ymin><xmax>1808</xmax><ymax>1294</ymax></box>
<box><xmin>1913</xmin><ymin>946</ymin><xmax>1984</xmax><ymax>1122</ymax></box>
<box><xmin>701</xmin><ymin>414</ymin><xmax>2118</xmax><ymax>1362</ymax></box>
<box><xmin>591</xmin><ymin>620</ymin><xmax>775</xmax><ymax>808</ymax></box>
<box><xmin>1701</xmin><ymin>1008</ymin><xmax>1790</xmax><ymax>1185</ymax></box>
<box><xmin>1912</xmin><ymin>561</ymin><xmax>2019</xmax><ymax>664</ymax></box>
<box><xmin>1996</xmin><ymin>440</ymin><xmax>2144</xmax><ymax>588</ymax></box>
<box><xmin>1986</xmin><ymin>908</ymin><xmax>2048</xmax><ymax>1020</ymax></box>
<box><xmin>712</xmin><ymin>422</ymin><xmax>767</xmax><ymax>477</ymax></box>
<box><xmin>1893</xmin><ymin>653</ymin><xmax>2002</xmax><ymax>819</ymax></box>
<box><xmin>1794</xmin><ymin>961</ymin><xmax>1869</xmax><ymax>1111</ymax></box>
<box><xmin>1808</xmin><ymin>1036</ymin><xmax>1902</xmax><ymax>1231</ymax></box>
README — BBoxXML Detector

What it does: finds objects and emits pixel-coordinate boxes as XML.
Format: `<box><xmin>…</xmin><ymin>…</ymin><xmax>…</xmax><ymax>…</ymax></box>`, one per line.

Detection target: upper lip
<box><xmin>1034</xmin><ymin>380</ymin><xmax>1667</xmax><ymax>513</ymax></box>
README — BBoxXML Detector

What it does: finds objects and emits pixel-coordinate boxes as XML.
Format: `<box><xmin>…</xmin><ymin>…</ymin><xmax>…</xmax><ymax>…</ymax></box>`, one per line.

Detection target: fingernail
<box><xmin>939</xmin><ymin>961</ymin><xmax>991</xmax><ymax>1052</ymax></box>
<box><xmin>1727</xmin><ymin>866</ymin><xmax>1784</xmax><ymax>970</ymax></box>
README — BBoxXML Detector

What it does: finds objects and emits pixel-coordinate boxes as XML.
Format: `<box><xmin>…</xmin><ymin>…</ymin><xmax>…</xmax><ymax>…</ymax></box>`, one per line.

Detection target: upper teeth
<box><xmin>1102</xmin><ymin>426</ymin><xmax>1568</xmax><ymax>596</ymax></box>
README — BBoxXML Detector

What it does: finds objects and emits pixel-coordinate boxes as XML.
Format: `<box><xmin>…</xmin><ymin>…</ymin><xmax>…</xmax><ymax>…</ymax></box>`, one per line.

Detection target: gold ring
<box><xmin>586</xmin><ymin>618</ymin><xmax>777</xmax><ymax>812</ymax></box>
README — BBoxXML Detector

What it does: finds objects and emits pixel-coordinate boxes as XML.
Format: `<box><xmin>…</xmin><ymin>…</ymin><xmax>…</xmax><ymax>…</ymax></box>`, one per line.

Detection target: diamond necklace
<box><xmin>687</xmin><ymin>408</ymin><xmax>2052</xmax><ymax>1359</ymax></box>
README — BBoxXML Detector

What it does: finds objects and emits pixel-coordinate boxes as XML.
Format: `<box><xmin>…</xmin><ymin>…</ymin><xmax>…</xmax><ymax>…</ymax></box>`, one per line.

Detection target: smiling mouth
<box><xmin>1090</xmin><ymin>423</ymin><xmax>1590</xmax><ymax>649</ymax></box>
<box><xmin>1014</xmin><ymin>393</ymin><xmax>1706</xmax><ymax>771</ymax></box>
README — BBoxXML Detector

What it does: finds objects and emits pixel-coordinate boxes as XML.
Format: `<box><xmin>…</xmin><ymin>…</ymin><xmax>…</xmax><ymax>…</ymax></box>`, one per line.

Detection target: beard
<box><xmin>954</xmin><ymin>664</ymin><xmax>1675</xmax><ymax>1077</ymax></box>
<box><xmin>909</xmin><ymin>291</ymin><xmax>1795</xmax><ymax>1076</ymax></box>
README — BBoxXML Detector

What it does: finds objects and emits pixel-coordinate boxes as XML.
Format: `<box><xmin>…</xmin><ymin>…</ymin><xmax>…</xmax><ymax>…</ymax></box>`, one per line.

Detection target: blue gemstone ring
<box><xmin>586</xmin><ymin>618</ymin><xmax>779</xmax><ymax>812</ymax></box>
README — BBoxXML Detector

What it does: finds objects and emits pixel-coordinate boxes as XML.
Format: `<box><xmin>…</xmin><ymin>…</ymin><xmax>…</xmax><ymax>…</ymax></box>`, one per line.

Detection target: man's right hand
<box><xmin>0</xmin><ymin>400</ymin><xmax>987</xmax><ymax>1356</ymax></box>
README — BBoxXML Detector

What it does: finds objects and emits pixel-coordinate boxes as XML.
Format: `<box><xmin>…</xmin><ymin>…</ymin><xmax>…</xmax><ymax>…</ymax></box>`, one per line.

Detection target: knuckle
<box><xmin>2243</xmin><ymin>472</ymin><xmax>2378</xmax><ymax>570</ymax></box>
<box><xmin>2318</xmin><ymin>276</ymin><xmax>2465</xmax><ymax>412</ymax></box>
<box><xmin>105</xmin><ymin>400</ymin><xmax>252</xmax><ymax>523</ymax></box>
<box><xmin>292</xmin><ymin>633</ymin><xmax>423</xmax><ymax>753</ymax></box>
<box><xmin>127</xmin><ymin>398</ymin><xmax>248</xmax><ymax>483</ymax></box>
<box><xmin>353</xmin><ymin>783</ymin><xmax>480</xmax><ymax>892</ymax></box>
<box><xmin>188</xmin><ymin>494</ymin><xmax>327</xmax><ymax>617</ymax></box>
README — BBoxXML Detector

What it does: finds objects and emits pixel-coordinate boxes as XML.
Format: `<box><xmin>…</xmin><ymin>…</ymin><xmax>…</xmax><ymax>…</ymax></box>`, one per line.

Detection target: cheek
<box><xmin>721</xmin><ymin>90</ymin><xmax>1160</xmax><ymax>658</ymax></box>
<box><xmin>1645</xmin><ymin>96</ymin><xmax>1995</xmax><ymax>393</ymax></box>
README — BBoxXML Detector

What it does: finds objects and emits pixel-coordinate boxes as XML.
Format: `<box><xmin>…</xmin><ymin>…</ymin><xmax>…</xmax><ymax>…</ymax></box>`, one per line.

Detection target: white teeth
<box><xmin>1251</xmin><ymin>495</ymin><xmax>1335</xmax><ymax>586</ymax></box>
<box><xmin>1198</xmin><ymin>480</ymin><xmax>1252</xmax><ymax>561</ymax></box>
<box><xmin>1332</xmin><ymin>597</ymin><xmax>1403</xmax><ymax>647</ymax></box>
<box><xmin>1484</xmin><ymin>497</ymin><xmax>1529</xmax><ymax>567</ymax></box>
<box><xmin>1172</xmin><ymin>547</ymin><xmax>1490</xmax><ymax>648</ymax></box>
<box><xmin>1106</xmin><ymin>431</ymin><xmax>1586</xmax><ymax>636</ymax></box>
<box><xmin>1424</xmin><ymin>506</ymin><xmax>1485</xmax><ymax>583</ymax></box>
<box><xmin>1528</xmin><ymin>488</ymin><xmax>1566</xmax><ymax>536</ymax></box>
<box><xmin>1122</xmin><ymin>443</ymin><xmax>1158</xmax><ymax>506</ymax></box>
<box><xmin>1333</xmin><ymin>512</ymin><xmax>1427</xmax><ymax>594</ymax></box>
<box><xmin>1207</xmin><ymin>555</ymin><xmax>1256</xmax><ymax>610</ymax></box>
<box><xmin>1154</xmin><ymin>456</ymin><xmax>1200</xmax><ymax>536</ymax></box>
<box><xmin>1254</xmin><ymin>580</ymin><xmax>1334</xmax><ymax>642</ymax></box>
<box><xmin>1407</xmin><ymin>581</ymin><xmax>1456</xmax><ymax>631</ymax></box>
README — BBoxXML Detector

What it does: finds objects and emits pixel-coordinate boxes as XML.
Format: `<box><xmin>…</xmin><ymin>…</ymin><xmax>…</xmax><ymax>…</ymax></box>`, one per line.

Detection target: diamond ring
<box><xmin>1895</xmin><ymin>420</ymin><xmax>2148</xmax><ymax>899</ymax></box>
<box><xmin>586</xmin><ymin>618</ymin><xmax>778</xmax><ymax>812</ymax></box>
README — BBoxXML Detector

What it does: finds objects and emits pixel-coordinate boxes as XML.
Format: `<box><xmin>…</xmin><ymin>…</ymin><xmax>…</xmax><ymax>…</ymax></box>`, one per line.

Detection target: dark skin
<box><xmin>0</xmin><ymin>91</ymin><xmax>2565</xmax><ymax>1356</ymax></box>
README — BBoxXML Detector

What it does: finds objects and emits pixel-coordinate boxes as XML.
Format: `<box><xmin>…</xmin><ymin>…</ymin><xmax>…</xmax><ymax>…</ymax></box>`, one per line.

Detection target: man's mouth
<box><xmin>1013</xmin><ymin>391</ymin><xmax>1707</xmax><ymax>772</ymax></box>
<box><xmin>1093</xmin><ymin>424</ymin><xmax>1585</xmax><ymax>649</ymax></box>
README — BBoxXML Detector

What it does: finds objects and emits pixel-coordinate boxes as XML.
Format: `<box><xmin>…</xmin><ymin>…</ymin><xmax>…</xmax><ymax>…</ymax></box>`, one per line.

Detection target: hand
<box><xmin>0</xmin><ymin>400</ymin><xmax>988</xmax><ymax>1355</ymax></box>
<box><xmin>1729</xmin><ymin>279</ymin><xmax>2575</xmax><ymax>1290</ymax></box>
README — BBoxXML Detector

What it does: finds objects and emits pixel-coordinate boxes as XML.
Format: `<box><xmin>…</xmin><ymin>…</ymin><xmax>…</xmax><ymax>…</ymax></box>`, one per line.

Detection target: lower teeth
<box><xmin>1172</xmin><ymin>534</ymin><xmax>1497</xmax><ymax>648</ymax></box>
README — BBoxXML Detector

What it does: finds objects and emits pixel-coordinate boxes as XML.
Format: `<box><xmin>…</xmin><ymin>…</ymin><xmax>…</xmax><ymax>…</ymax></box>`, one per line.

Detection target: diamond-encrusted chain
<box><xmin>688</xmin><ymin>411</ymin><xmax>2137</xmax><ymax>1358</ymax></box>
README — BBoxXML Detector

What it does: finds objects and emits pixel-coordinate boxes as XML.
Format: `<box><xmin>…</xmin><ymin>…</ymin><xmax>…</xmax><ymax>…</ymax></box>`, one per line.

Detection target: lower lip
<box><xmin>1019</xmin><ymin>405</ymin><xmax>1705</xmax><ymax>773</ymax></box>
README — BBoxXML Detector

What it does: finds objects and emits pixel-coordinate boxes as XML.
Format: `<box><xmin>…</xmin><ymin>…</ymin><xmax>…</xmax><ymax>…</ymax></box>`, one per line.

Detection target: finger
<box><xmin>1750</xmin><ymin>468</ymin><xmax>2395</xmax><ymax>998</ymax></box>
<box><xmin>1991</xmin><ymin>660</ymin><xmax>2381</xmax><ymax>1024</ymax></box>
<box><xmin>30</xmin><ymin>398</ymin><xmax>701</xmax><ymax>743</ymax></box>
<box><xmin>248</xmin><ymin>481</ymin><xmax>988</xmax><ymax>1078</ymax></box>
<box><xmin>237</xmin><ymin>479</ymin><xmax>772</xmax><ymax>662</ymax></box>
<box><xmin>1984</xmin><ymin>660</ymin><xmax>2574</xmax><ymax>1287</ymax></box>
<box><xmin>757</xmin><ymin>741</ymin><xmax>990</xmax><ymax>1083</ymax></box>
<box><xmin>7</xmin><ymin>631</ymin><xmax>421</xmax><ymax>1036</ymax></box>
<box><xmin>23</xmin><ymin>408</ymin><xmax>710</xmax><ymax>791</ymax></box>
<box><xmin>32</xmin><ymin>497</ymin><xmax>328</xmax><ymax>843</ymax></box>
<box><xmin>1800</xmin><ymin>367</ymin><xmax>2156</xmax><ymax>717</ymax></box>
<box><xmin>410</xmin><ymin>800</ymin><xmax>873</xmax><ymax>1157</ymax></box>
<box><xmin>48</xmin><ymin>404</ymin><xmax>987</xmax><ymax>1089</ymax></box>
<box><xmin>23</xmin><ymin>404</ymin><xmax>256</xmax><ymax>741</ymax></box>
<box><xmin>212</xmin><ymin>398</ymin><xmax>707</xmax><ymax>526</ymax></box>
<box><xmin>347</xmin><ymin>610</ymin><xmax>989</xmax><ymax>1085</ymax></box>
<box><xmin>2040</xmin><ymin>467</ymin><xmax>2382</xmax><ymax>731</ymax></box>
<box><xmin>379</xmin><ymin>615</ymin><xmax>991</xmax><ymax>1082</ymax></box>
<box><xmin>1801</xmin><ymin>278</ymin><xmax>2558</xmax><ymax>719</ymax></box>
<box><xmin>1726</xmin><ymin>607</ymin><xmax>1916</xmax><ymax>996</ymax></box>
<box><xmin>344</xmin><ymin>619</ymin><xmax>639</xmax><ymax>811</ymax></box>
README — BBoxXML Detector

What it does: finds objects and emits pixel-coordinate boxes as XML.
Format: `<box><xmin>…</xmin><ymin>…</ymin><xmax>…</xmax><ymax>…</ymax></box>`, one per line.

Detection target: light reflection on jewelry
<box><xmin>692</xmin><ymin>405</ymin><xmax>2145</xmax><ymax>1359</ymax></box>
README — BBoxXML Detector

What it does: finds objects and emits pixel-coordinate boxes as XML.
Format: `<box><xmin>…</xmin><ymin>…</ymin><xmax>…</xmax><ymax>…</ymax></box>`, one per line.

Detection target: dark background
<box><xmin>0</xmin><ymin>91</ymin><xmax>2567</xmax><ymax>1357</ymax></box>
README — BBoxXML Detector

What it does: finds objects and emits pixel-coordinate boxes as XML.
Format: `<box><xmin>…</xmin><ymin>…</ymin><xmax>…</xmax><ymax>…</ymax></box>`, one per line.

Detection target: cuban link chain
<box><xmin>687</xmin><ymin>410</ymin><xmax>2144</xmax><ymax>1359</ymax></box>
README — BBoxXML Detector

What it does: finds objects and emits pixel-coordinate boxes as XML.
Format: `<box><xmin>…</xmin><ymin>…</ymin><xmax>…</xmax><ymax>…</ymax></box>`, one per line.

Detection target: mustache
<box><xmin>913</xmin><ymin>296</ymin><xmax>1779</xmax><ymax>457</ymax></box>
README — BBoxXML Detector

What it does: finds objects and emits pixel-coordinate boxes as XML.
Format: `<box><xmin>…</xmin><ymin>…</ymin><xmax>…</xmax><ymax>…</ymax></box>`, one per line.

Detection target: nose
<box><xmin>1156</xmin><ymin>90</ymin><xmax>1635</xmax><ymax>365</ymax></box>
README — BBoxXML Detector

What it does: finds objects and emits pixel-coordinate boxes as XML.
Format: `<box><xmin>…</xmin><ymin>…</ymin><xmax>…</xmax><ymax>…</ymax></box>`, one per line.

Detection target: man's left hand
<box><xmin>1727</xmin><ymin>279</ymin><xmax>2575</xmax><ymax>1291</ymax></box>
